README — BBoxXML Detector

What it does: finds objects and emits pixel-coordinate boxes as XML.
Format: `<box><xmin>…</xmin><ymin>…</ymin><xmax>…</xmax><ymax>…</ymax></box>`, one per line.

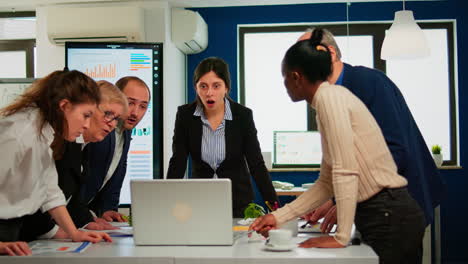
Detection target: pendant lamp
<box><xmin>381</xmin><ymin>1</ymin><xmax>430</xmax><ymax>60</ymax></box>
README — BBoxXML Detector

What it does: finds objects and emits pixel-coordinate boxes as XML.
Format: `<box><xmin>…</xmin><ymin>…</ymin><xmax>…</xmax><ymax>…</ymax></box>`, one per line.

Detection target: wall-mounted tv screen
<box><xmin>66</xmin><ymin>42</ymin><xmax>163</xmax><ymax>205</ymax></box>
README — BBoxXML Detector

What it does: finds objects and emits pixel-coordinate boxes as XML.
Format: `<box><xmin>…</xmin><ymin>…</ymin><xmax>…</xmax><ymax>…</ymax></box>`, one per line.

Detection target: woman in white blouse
<box><xmin>0</xmin><ymin>69</ymin><xmax>112</xmax><ymax>256</ymax></box>
<box><xmin>249</xmin><ymin>29</ymin><xmax>425</xmax><ymax>264</ymax></box>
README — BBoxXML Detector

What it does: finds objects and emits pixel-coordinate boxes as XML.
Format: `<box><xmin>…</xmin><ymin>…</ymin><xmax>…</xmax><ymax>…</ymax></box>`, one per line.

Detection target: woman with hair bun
<box><xmin>250</xmin><ymin>29</ymin><xmax>425</xmax><ymax>264</ymax></box>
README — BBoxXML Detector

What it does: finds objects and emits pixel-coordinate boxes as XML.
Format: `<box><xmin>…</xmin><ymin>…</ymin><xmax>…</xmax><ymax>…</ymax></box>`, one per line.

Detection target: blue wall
<box><xmin>186</xmin><ymin>0</ymin><xmax>468</xmax><ymax>262</ymax></box>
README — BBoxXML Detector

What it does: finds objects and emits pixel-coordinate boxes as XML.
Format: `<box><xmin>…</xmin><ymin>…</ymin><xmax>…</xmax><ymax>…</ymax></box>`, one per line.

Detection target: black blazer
<box><xmin>56</xmin><ymin>142</ymin><xmax>94</xmax><ymax>228</ymax></box>
<box><xmin>167</xmin><ymin>100</ymin><xmax>278</xmax><ymax>217</ymax></box>
<box><xmin>81</xmin><ymin>130</ymin><xmax>132</xmax><ymax>216</ymax></box>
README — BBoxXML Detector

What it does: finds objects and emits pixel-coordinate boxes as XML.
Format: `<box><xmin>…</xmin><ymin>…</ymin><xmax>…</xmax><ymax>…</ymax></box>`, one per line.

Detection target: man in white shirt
<box><xmin>81</xmin><ymin>76</ymin><xmax>150</xmax><ymax>222</ymax></box>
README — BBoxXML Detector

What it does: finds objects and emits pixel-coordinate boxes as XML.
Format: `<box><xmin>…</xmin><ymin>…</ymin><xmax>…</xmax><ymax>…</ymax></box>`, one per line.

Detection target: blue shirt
<box><xmin>193</xmin><ymin>99</ymin><xmax>233</xmax><ymax>177</ymax></box>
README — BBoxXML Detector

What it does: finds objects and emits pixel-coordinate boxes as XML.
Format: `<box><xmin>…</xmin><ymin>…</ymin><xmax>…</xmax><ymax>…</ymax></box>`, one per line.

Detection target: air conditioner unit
<box><xmin>172</xmin><ymin>9</ymin><xmax>208</xmax><ymax>54</ymax></box>
<box><xmin>47</xmin><ymin>6</ymin><xmax>145</xmax><ymax>45</ymax></box>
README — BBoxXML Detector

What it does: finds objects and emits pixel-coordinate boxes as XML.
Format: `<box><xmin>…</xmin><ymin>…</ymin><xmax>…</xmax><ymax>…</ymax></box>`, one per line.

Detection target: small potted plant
<box><xmin>432</xmin><ymin>144</ymin><xmax>443</xmax><ymax>167</ymax></box>
<box><xmin>243</xmin><ymin>203</ymin><xmax>266</xmax><ymax>219</ymax></box>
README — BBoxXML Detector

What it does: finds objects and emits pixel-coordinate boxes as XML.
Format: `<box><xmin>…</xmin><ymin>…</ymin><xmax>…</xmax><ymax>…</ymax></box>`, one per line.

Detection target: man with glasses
<box><xmin>81</xmin><ymin>76</ymin><xmax>150</xmax><ymax>223</ymax></box>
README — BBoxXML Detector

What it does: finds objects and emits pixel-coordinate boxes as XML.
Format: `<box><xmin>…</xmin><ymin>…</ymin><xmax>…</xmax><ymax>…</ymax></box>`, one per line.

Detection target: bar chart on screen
<box><xmin>66</xmin><ymin>42</ymin><xmax>163</xmax><ymax>205</ymax></box>
<box><xmin>84</xmin><ymin>63</ymin><xmax>117</xmax><ymax>78</ymax></box>
<box><xmin>130</xmin><ymin>53</ymin><xmax>152</xmax><ymax>71</ymax></box>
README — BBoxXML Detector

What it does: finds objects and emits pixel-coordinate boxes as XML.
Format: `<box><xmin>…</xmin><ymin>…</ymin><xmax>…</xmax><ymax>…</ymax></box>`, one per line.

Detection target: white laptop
<box><xmin>130</xmin><ymin>179</ymin><xmax>233</xmax><ymax>246</ymax></box>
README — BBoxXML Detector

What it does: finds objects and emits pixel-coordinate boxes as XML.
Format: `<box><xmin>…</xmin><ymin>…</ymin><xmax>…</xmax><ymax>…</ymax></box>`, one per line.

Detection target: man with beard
<box><xmin>81</xmin><ymin>76</ymin><xmax>150</xmax><ymax>222</ymax></box>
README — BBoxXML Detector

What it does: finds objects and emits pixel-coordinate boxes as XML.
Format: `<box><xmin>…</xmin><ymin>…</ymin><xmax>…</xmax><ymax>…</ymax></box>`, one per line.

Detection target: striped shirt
<box><xmin>193</xmin><ymin>99</ymin><xmax>233</xmax><ymax>178</ymax></box>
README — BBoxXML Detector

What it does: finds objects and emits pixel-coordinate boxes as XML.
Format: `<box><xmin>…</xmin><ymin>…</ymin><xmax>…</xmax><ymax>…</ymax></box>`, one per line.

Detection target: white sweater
<box><xmin>272</xmin><ymin>82</ymin><xmax>407</xmax><ymax>245</ymax></box>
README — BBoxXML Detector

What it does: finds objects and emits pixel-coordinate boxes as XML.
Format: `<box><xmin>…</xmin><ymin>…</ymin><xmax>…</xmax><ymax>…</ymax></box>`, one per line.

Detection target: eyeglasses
<box><xmin>102</xmin><ymin>110</ymin><xmax>120</xmax><ymax>123</ymax></box>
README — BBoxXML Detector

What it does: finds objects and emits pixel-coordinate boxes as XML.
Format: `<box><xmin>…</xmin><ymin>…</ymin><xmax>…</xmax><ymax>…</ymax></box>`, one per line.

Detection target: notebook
<box><xmin>130</xmin><ymin>179</ymin><xmax>233</xmax><ymax>245</ymax></box>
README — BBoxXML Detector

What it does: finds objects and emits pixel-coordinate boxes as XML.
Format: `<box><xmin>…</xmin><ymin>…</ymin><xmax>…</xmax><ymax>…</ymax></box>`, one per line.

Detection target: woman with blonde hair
<box><xmin>83</xmin><ymin>80</ymin><xmax>128</xmax><ymax>143</ymax></box>
<box><xmin>0</xmin><ymin>69</ymin><xmax>112</xmax><ymax>256</ymax></box>
<box><xmin>54</xmin><ymin>80</ymin><xmax>128</xmax><ymax>231</ymax></box>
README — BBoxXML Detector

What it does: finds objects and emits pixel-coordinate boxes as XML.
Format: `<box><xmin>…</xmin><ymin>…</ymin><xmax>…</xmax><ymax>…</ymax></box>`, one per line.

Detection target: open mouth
<box><xmin>206</xmin><ymin>100</ymin><xmax>215</xmax><ymax>107</ymax></box>
<box><xmin>127</xmin><ymin>117</ymin><xmax>137</xmax><ymax>124</ymax></box>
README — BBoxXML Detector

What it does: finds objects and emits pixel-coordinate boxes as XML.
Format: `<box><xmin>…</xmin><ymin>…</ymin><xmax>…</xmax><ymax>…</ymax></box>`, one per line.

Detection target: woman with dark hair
<box><xmin>167</xmin><ymin>57</ymin><xmax>278</xmax><ymax>217</ymax></box>
<box><xmin>249</xmin><ymin>29</ymin><xmax>425</xmax><ymax>264</ymax></box>
<box><xmin>0</xmin><ymin>70</ymin><xmax>112</xmax><ymax>256</ymax></box>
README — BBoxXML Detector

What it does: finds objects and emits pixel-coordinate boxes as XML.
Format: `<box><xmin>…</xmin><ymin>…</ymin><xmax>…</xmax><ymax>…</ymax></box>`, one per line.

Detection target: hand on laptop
<box><xmin>102</xmin><ymin>210</ymin><xmax>127</xmax><ymax>222</ymax></box>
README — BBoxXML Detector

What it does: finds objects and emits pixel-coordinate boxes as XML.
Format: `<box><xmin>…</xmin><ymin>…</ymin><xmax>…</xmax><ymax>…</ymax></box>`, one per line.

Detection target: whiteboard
<box><xmin>0</xmin><ymin>79</ymin><xmax>34</xmax><ymax>109</ymax></box>
<box><xmin>273</xmin><ymin>131</ymin><xmax>322</xmax><ymax>167</ymax></box>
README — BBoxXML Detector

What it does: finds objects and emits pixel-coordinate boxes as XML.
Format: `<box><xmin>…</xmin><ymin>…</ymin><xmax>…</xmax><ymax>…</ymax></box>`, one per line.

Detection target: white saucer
<box><xmin>264</xmin><ymin>242</ymin><xmax>296</xmax><ymax>251</ymax></box>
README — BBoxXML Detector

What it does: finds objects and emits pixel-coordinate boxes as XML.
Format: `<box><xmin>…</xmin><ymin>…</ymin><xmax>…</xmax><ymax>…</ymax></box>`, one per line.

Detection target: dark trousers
<box><xmin>0</xmin><ymin>210</ymin><xmax>55</xmax><ymax>242</ymax></box>
<box><xmin>355</xmin><ymin>187</ymin><xmax>426</xmax><ymax>264</ymax></box>
<box><xmin>0</xmin><ymin>217</ymin><xmax>22</xmax><ymax>242</ymax></box>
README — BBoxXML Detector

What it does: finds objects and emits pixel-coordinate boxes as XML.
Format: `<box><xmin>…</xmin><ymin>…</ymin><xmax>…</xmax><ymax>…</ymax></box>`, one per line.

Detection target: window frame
<box><xmin>0</xmin><ymin>11</ymin><xmax>36</xmax><ymax>79</ymax></box>
<box><xmin>239</xmin><ymin>21</ymin><xmax>457</xmax><ymax>166</ymax></box>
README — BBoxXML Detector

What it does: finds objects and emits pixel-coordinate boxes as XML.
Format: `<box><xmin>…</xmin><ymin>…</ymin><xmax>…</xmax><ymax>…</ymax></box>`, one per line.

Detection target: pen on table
<box><xmin>300</xmin><ymin>221</ymin><xmax>312</xmax><ymax>229</ymax></box>
<box><xmin>265</xmin><ymin>201</ymin><xmax>274</xmax><ymax>212</ymax></box>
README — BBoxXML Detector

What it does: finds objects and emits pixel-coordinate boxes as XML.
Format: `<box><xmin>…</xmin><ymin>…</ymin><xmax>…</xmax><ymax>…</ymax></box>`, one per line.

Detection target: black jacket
<box><xmin>167</xmin><ymin>100</ymin><xmax>278</xmax><ymax>217</ymax></box>
<box><xmin>81</xmin><ymin>130</ymin><xmax>132</xmax><ymax>216</ymax></box>
<box><xmin>56</xmin><ymin>142</ymin><xmax>94</xmax><ymax>227</ymax></box>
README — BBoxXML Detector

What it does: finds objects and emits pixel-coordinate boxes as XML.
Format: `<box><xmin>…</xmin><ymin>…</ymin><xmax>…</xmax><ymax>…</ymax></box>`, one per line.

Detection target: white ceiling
<box><xmin>0</xmin><ymin>0</ymin><xmax>438</xmax><ymax>12</ymax></box>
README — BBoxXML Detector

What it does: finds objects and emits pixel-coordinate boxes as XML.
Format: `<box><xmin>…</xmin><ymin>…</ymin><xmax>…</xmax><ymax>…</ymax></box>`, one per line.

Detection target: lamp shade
<box><xmin>381</xmin><ymin>10</ymin><xmax>430</xmax><ymax>60</ymax></box>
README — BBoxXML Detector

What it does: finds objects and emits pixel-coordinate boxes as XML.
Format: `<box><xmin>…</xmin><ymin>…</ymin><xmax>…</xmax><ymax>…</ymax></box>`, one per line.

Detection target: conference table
<box><xmin>5</xmin><ymin>227</ymin><xmax>378</xmax><ymax>264</ymax></box>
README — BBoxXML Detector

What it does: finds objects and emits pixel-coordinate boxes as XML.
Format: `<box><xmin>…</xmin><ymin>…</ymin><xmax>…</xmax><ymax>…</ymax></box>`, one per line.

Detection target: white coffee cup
<box><xmin>268</xmin><ymin>229</ymin><xmax>292</xmax><ymax>247</ymax></box>
<box><xmin>280</xmin><ymin>218</ymin><xmax>298</xmax><ymax>237</ymax></box>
